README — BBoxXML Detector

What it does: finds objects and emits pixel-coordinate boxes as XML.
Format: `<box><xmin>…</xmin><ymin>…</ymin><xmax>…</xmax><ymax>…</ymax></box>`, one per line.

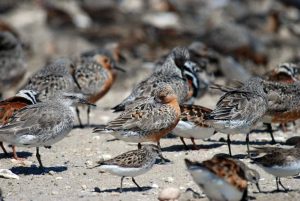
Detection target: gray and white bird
<box><xmin>0</xmin><ymin>31</ymin><xmax>26</xmax><ymax>97</ymax></box>
<box><xmin>0</xmin><ymin>92</ymin><xmax>94</xmax><ymax>169</ymax></box>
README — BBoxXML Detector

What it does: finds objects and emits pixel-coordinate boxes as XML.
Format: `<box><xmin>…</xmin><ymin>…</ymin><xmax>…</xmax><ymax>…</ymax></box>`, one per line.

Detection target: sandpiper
<box><xmin>251</xmin><ymin>146</ymin><xmax>300</xmax><ymax>191</ymax></box>
<box><xmin>172</xmin><ymin>104</ymin><xmax>215</xmax><ymax>150</ymax></box>
<box><xmin>0</xmin><ymin>92</ymin><xmax>94</xmax><ymax>169</ymax></box>
<box><xmin>94</xmin><ymin>144</ymin><xmax>161</xmax><ymax>193</ymax></box>
<box><xmin>23</xmin><ymin>58</ymin><xmax>78</xmax><ymax>102</ymax></box>
<box><xmin>72</xmin><ymin>46</ymin><xmax>125</xmax><ymax>126</ymax></box>
<box><xmin>204</xmin><ymin>77</ymin><xmax>268</xmax><ymax>156</ymax></box>
<box><xmin>185</xmin><ymin>157</ymin><xmax>248</xmax><ymax>201</ymax></box>
<box><xmin>111</xmin><ymin>47</ymin><xmax>199</xmax><ymax>112</ymax></box>
<box><xmin>0</xmin><ymin>90</ymin><xmax>38</xmax><ymax>160</ymax></box>
<box><xmin>266</xmin><ymin>63</ymin><xmax>300</xmax><ymax>83</ymax></box>
<box><xmin>94</xmin><ymin>84</ymin><xmax>180</xmax><ymax>149</ymax></box>
<box><xmin>0</xmin><ymin>31</ymin><xmax>26</xmax><ymax>97</ymax></box>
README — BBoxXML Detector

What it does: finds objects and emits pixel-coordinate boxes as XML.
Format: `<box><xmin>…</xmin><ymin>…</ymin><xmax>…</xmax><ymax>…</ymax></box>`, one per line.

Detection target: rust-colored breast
<box><xmin>272</xmin><ymin>109</ymin><xmax>300</xmax><ymax>123</ymax></box>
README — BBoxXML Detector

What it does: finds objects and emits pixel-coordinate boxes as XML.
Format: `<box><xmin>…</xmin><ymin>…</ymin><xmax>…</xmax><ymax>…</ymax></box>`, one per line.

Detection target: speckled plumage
<box><xmin>0</xmin><ymin>32</ymin><xmax>26</xmax><ymax>93</ymax></box>
<box><xmin>185</xmin><ymin>157</ymin><xmax>248</xmax><ymax>201</ymax></box>
<box><xmin>112</xmin><ymin>47</ymin><xmax>198</xmax><ymax>112</ymax></box>
<box><xmin>97</xmin><ymin>144</ymin><xmax>161</xmax><ymax>193</ymax></box>
<box><xmin>23</xmin><ymin>58</ymin><xmax>76</xmax><ymax>102</ymax></box>
<box><xmin>94</xmin><ymin>84</ymin><xmax>180</xmax><ymax>145</ymax></box>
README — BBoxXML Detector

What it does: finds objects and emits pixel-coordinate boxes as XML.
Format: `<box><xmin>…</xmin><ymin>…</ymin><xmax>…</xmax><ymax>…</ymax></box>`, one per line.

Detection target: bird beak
<box><xmin>79</xmin><ymin>98</ymin><xmax>96</xmax><ymax>107</ymax></box>
<box><xmin>114</xmin><ymin>65</ymin><xmax>126</xmax><ymax>72</ymax></box>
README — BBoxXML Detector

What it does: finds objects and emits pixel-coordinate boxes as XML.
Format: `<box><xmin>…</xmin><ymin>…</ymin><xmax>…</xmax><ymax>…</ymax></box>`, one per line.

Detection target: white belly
<box><xmin>100</xmin><ymin>165</ymin><xmax>151</xmax><ymax>177</ymax></box>
<box><xmin>260</xmin><ymin>162</ymin><xmax>300</xmax><ymax>177</ymax></box>
<box><xmin>188</xmin><ymin>167</ymin><xmax>244</xmax><ymax>201</ymax></box>
<box><xmin>173</xmin><ymin>121</ymin><xmax>215</xmax><ymax>139</ymax></box>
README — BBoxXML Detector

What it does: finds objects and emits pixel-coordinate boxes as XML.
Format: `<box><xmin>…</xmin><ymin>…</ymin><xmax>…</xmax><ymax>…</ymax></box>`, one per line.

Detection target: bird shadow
<box><xmin>207</xmin><ymin>138</ymin><xmax>280</xmax><ymax>146</ymax></box>
<box><xmin>0</xmin><ymin>151</ymin><xmax>32</xmax><ymax>159</ymax></box>
<box><xmin>10</xmin><ymin>165</ymin><xmax>68</xmax><ymax>175</ymax></box>
<box><xmin>98</xmin><ymin>186</ymin><xmax>152</xmax><ymax>193</ymax></box>
<box><xmin>162</xmin><ymin>143</ymin><xmax>224</xmax><ymax>152</ymax></box>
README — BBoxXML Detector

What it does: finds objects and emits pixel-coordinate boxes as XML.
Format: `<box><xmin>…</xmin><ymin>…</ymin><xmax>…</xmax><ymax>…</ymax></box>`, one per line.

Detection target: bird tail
<box><xmin>111</xmin><ymin>103</ymin><xmax>125</xmax><ymax>113</ymax></box>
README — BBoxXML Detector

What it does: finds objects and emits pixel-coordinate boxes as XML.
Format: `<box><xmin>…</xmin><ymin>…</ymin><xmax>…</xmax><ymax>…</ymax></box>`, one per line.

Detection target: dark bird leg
<box><xmin>87</xmin><ymin>105</ymin><xmax>91</xmax><ymax>126</ymax></box>
<box><xmin>0</xmin><ymin>142</ymin><xmax>8</xmax><ymax>156</ymax></box>
<box><xmin>278</xmin><ymin>177</ymin><xmax>288</xmax><ymax>191</ymax></box>
<box><xmin>157</xmin><ymin>141</ymin><xmax>161</xmax><ymax>150</ymax></box>
<box><xmin>191</xmin><ymin>138</ymin><xmax>199</xmax><ymax>150</ymax></box>
<box><xmin>264</xmin><ymin>123</ymin><xmax>276</xmax><ymax>144</ymax></box>
<box><xmin>120</xmin><ymin>176</ymin><xmax>125</xmax><ymax>193</ymax></box>
<box><xmin>132</xmin><ymin>177</ymin><xmax>142</xmax><ymax>191</ymax></box>
<box><xmin>227</xmin><ymin>134</ymin><xmax>232</xmax><ymax>156</ymax></box>
<box><xmin>138</xmin><ymin>143</ymin><xmax>142</xmax><ymax>149</ymax></box>
<box><xmin>276</xmin><ymin>177</ymin><xmax>280</xmax><ymax>191</ymax></box>
<box><xmin>179</xmin><ymin>137</ymin><xmax>189</xmax><ymax>150</ymax></box>
<box><xmin>246</xmin><ymin>133</ymin><xmax>250</xmax><ymax>158</ymax></box>
<box><xmin>76</xmin><ymin>107</ymin><xmax>83</xmax><ymax>128</ymax></box>
<box><xmin>36</xmin><ymin>147</ymin><xmax>44</xmax><ymax>169</ymax></box>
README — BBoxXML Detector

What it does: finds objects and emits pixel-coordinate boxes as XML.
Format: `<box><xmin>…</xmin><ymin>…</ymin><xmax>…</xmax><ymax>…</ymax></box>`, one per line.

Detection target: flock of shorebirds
<box><xmin>2</xmin><ymin>29</ymin><xmax>300</xmax><ymax>201</ymax></box>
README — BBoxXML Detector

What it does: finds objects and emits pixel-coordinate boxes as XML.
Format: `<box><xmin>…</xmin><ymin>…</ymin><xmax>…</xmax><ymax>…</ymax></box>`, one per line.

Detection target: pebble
<box><xmin>165</xmin><ymin>177</ymin><xmax>174</xmax><ymax>183</ymax></box>
<box><xmin>51</xmin><ymin>191</ymin><xmax>58</xmax><ymax>195</ymax></box>
<box><xmin>48</xmin><ymin>171</ymin><xmax>55</xmax><ymax>176</ymax></box>
<box><xmin>81</xmin><ymin>185</ymin><xmax>87</xmax><ymax>190</ymax></box>
<box><xmin>92</xmin><ymin>136</ymin><xmax>101</xmax><ymax>140</ymax></box>
<box><xmin>152</xmin><ymin>183</ymin><xmax>159</xmax><ymax>189</ymax></box>
<box><xmin>55</xmin><ymin>177</ymin><xmax>63</xmax><ymax>180</ymax></box>
<box><xmin>158</xmin><ymin>187</ymin><xmax>180</xmax><ymax>201</ymax></box>
<box><xmin>85</xmin><ymin>160</ymin><xmax>93</xmax><ymax>167</ymax></box>
<box><xmin>0</xmin><ymin>169</ymin><xmax>19</xmax><ymax>180</ymax></box>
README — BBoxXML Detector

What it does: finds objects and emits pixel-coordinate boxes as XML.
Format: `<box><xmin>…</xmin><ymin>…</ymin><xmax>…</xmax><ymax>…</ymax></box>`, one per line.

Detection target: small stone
<box><xmin>0</xmin><ymin>169</ymin><xmax>19</xmax><ymax>180</ymax></box>
<box><xmin>158</xmin><ymin>187</ymin><xmax>180</xmax><ymax>201</ymax></box>
<box><xmin>151</xmin><ymin>183</ymin><xmax>159</xmax><ymax>189</ymax></box>
<box><xmin>102</xmin><ymin>154</ymin><xmax>112</xmax><ymax>161</ymax></box>
<box><xmin>81</xmin><ymin>185</ymin><xmax>87</xmax><ymax>190</ymax></box>
<box><xmin>48</xmin><ymin>171</ymin><xmax>55</xmax><ymax>176</ymax></box>
<box><xmin>11</xmin><ymin>159</ymin><xmax>32</xmax><ymax>166</ymax></box>
<box><xmin>65</xmin><ymin>186</ymin><xmax>71</xmax><ymax>189</ymax></box>
<box><xmin>51</xmin><ymin>191</ymin><xmax>58</xmax><ymax>195</ymax></box>
<box><xmin>166</xmin><ymin>177</ymin><xmax>174</xmax><ymax>183</ymax></box>
<box><xmin>92</xmin><ymin>136</ymin><xmax>100</xmax><ymax>140</ymax></box>
<box><xmin>55</xmin><ymin>177</ymin><xmax>63</xmax><ymax>180</ymax></box>
<box><xmin>85</xmin><ymin>160</ymin><xmax>93</xmax><ymax>167</ymax></box>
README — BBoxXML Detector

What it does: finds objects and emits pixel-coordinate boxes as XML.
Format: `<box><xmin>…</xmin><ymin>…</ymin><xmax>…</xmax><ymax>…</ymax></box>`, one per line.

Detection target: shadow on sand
<box><xmin>10</xmin><ymin>165</ymin><xmax>68</xmax><ymax>175</ymax></box>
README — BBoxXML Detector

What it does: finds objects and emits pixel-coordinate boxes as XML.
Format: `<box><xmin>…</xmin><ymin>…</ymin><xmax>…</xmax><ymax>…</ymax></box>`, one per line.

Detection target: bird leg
<box><xmin>137</xmin><ymin>143</ymin><xmax>142</xmax><ymax>149</ymax></box>
<box><xmin>191</xmin><ymin>138</ymin><xmax>199</xmax><ymax>150</ymax></box>
<box><xmin>264</xmin><ymin>123</ymin><xmax>276</xmax><ymax>144</ymax></box>
<box><xmin>76</xmin><ymin>107</ymin><xmax>83</xmax><ymax>128</ymax></box>
<box><xmin>87</xmin><ymin>105</ymin><xmax>91</xmax><ymax>126</ymax></box>
<box><xmin>179</xmin><ymin>137</ymin><xmax>189</xmax><ymax>150</ymax></box>
<box><xmin>120</xmin><ymin>176</ymin><xmax>125</xmax><ymax>193</ymax></box>
<box><xmin>246</xmin><ymin>133</ymin><xmax>250</xmax><ymax>158</ymax></box>
<box><xmin>0</xmin><ymin>142</ymin><xmax>8</xmax><ymax>155</ymax></box>
<box><xmin>36</xmin><ymin>147</ymin><xmax>44</xmax><ymax>169</ymax></box>
<box><xmin>278</xmin><ymin>177</ymin><xmax>288</xmax><ymax>191</ymax></box>
<box><xmin>227</xmin><ymin>134</ymin><xmax>232</xmax><ymax>156</ymax></box>
<box><xmin>132</xmin><ymin>177</ymin><xmax>142</xmax><ymax>191</ymax></box>
<box><xmin>12</xmin><ymin>146</ymin><xmax>24</xmax><ymax>161</ymax></box>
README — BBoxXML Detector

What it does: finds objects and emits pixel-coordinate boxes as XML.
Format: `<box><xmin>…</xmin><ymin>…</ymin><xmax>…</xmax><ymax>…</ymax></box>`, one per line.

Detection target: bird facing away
<box><xmin>185</xmin><ymin>157</ymin><xmax>248</xmax><ymax>201</ymax></box>
<box><xmin>22</xmin><ymin>58</ymin><xmax>78</xmax><ymax>102</ymax></box>
<box><xmin>94</xmin><ymin>144</ymin><xmax>161</xmax><ymax>193</ymax></box>
<box><xmin>72</xmin><ymin>46</ymin><xmax>125</xmax><ymax>127</ymax></box>
<box><xmin>204</xmin><ymin>77</ymin><xmax>268</xmax><ymax>156</ymax></box>
<box><xmin>0</xmin><ymin>90</ymin><xmax>38</xmax><ymax>160</ymax></box>
<box><xmin>94</xmin><ymin>84</ymin><xmax>180</xmax><ymax>149</ymax></box>
<box><xmin>0</xmin><ymin>92</ymin><xmax>94</xmax><ymax>169</ymax></box>
<box><xmin>250</xmin><ymin>146</ymin><xmax>300</xmax><ymax>192</ymax></box>
<box><xmin>111</xmin><ymin>47</ymin><xmax>199</xmax><ymax>112</ymax></box>
<box><xmin>0</xmin><ymin>31</ymin><xmax>26</xmax><ymax>95</ymax></box>
<box><xmin>172</xmin><ymin>104</ymin><xmax>215</xmax><ymax>150</ymax></box>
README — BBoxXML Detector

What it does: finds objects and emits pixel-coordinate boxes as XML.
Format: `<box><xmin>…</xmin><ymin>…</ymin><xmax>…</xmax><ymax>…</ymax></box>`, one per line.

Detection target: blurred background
<box><xmin>1</xmin><ymin>0</ymin><xmax>300</xmax><ymax>104</ymax></box>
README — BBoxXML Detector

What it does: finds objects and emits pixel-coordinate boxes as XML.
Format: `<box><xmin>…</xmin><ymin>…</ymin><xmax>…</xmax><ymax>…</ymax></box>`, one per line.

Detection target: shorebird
<box><xmin>23</xmin><ymin>58</ymin><xmax>78</xmax><ymax>102</ymax></box>
<box><xmin>94</xmin><ymin>84</ymin><xmax>180</xmax><ymax>150</ymax></box>
<box><xmin>266</xmin><ymin>63</ymin><xmax>300</xmax><ymax>83</ymax></box>
<box><xmin>0</xmin><ymin>31</ymin><xmax>26</xmax><ymax>97</ymax></box>
<box><xmin>204</xmin><ymin>77</ymin><xmax>268</xmax><ymax>156</ymax></box>
<box><xmin>112</xmin><ymin>47</ymin><xmax>199</xmax><ymax>112</ymax></box>
<box><xmin>93</xmin><ymin>144</ymin><xmax>161</xmax><ymax>193</ymax></box>
<box><xmin>0</xmin><ymin>92</ymin><xmax>94</xmax><ymax>169</ymax></box>
<box><xmin>172</xmin><ymin>104</ymin><xmax>215</xmax><ymax>150</ymax></box>
<box><xmin>250</xmin><ymin>146</ymin><xmax>300</xmax><ymax>191</ymax></box>
<box><xmin>185</xmin><ymin>157</ymin><xmax>248</xmax><ymax>201</ymax></box>
<box><xmin>72</xmin><ymin>46</ymin><xmax>125</xmax><ymax>126</ymax></box>
<box><xmin>0</xmin><ymin>90</ymin><xmax>38</xmax><ymax>160</ymax></box>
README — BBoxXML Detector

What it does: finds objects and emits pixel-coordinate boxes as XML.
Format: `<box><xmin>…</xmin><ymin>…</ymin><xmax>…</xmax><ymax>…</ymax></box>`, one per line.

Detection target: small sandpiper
<box><xmin>94</xmin><ymin>144</ymin><xmax>161</xmax><ymax>193</ymax></box>
<box><xmin>185</xmin><ymin>156</ymin><xmax>248</xmax><ymax>201</ymax></box>
<box><xmin>251</xmin><ymin>146</ymin><xmax>300</xmax><ymax>192</ymax></box>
